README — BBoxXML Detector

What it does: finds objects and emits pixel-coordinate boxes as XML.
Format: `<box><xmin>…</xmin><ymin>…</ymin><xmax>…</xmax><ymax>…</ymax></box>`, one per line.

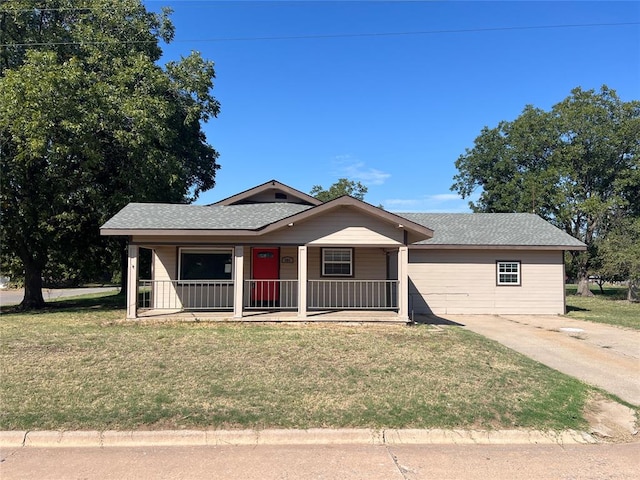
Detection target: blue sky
<box><xmin>145</xmin><ymin>1</ymin><xmax>640</xmax><ymax>211</ymax></box>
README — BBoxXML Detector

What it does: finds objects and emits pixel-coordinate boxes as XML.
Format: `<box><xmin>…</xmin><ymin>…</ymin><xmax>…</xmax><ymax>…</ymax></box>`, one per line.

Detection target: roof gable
<box><xmin>260</xmin><ymin>195</ymin><xmax>434</xmax><ymax>242</ymax></box>
<box><xmin>212</xmin><ymin>179</ymin><xmax>321</xmax><ymax>206</ymax></box>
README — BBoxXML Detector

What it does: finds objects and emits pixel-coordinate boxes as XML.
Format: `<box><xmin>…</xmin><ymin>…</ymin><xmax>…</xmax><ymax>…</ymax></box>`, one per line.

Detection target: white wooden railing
<box><xmin>308</xmin><ymin>280</ymin><xmax>398</xmax><ymax>310</ymax></box>
<box><xmin>244</xmin><ymin>280</ymin><xmax>298</xmax><ymax>309</ymax></box>
<box><xmin>138</xmin><ymin>279</ymin><xmax>398</xmax><ymax>312</ymax></box>
<box><xmin>139</xmin><ymin>280</ymin><xmax>234</xmax><ymax>310</ymax></box>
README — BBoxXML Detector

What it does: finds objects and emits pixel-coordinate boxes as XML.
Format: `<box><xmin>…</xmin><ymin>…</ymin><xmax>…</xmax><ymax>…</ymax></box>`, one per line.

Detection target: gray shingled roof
<box><xmin>101</xmin><ymin>203</ymin><xmax>312</xmax><ymax>230</ymax></box>
<box><xmin>399</xmin><ymin>213</ymin><xmax>585</xmax><ymax>247</ymax></box>
<box><xmin>101</xmin><ymin>202</ymin><xmax>585</xmax><ymax>248</ymax></box>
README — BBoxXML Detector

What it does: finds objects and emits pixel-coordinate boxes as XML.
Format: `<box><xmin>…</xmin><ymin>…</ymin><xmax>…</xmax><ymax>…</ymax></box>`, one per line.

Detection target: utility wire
<box><xmin>1</xmin><ymin>22</ymin><xmax>638</xmax><ymax>48</ymax></box>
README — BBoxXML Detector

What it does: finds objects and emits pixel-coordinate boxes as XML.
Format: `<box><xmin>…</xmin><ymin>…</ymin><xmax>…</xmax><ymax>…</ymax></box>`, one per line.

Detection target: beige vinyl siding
<box><xmin>151</xmin><ymin>247</ymin><xmax>180</xmax><ymax>309</ymax></box>
<box><xmin>263</xmin><ymin>208</ymin><xmax>404</xmax><ymax>246</ymax></box>
<box><xmin>278</xmin><ymin>246</ymin><xmax>298</xmax><ymax>280</ymax></box>
<box><xmin>152</xmin><ymin>247</ymin><xmax>176</xmax><ymax>281</ymax></box>
<box><xmin>408</xmin><ymin>249</ymin><xmax>565</xmax><ymax>315</ymax></box>
<box><xmin>306</xmin><ymin>247</ymin><xmax>387</xmax><ymax>280</ymax></box>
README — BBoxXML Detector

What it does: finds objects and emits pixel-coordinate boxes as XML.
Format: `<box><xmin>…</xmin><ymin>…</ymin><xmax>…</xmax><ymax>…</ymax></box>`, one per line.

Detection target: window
<box><xmin>322</xmin><ymin>248</ymin><xmax>353</xmax><ymax>277</ymax></box>
<box><xmin>179</xmin><ymin>249</ymin><xmax>232</xmax><ymax>281</ymax></box>
<box><xmin>497</xmin><ymin>261</ymin><xmax>521</xmax><ymax>286</ymax></box>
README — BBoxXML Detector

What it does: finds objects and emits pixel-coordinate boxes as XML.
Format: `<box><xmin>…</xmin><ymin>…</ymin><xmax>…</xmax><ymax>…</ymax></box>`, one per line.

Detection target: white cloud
<box><xmin>332</xmin><ymin>155</ymin><xmax>391</xmax><ymax>186</ymax></box>
<box><xmin>385</xmin><ymin>192</ymin><xmax>479</xmax><ymax>213</ymax></box>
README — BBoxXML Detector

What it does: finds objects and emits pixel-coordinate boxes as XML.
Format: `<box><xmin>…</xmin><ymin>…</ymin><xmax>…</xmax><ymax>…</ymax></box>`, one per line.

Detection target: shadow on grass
<box><xmin>412</xmin><ymin>314</ymin><xmax>464</xmax><ymax>326</ymax></box>
<box><xmin>1</xmin><ymin>292</ymin><xmax>125</xmax><ymax>316</ymax></box>
<box><xmin>565</xmin><ymin>285</ymin><xmax>628</xmax><ymax>300</ymax></box>
<box><xmin>566</xmin><ymin>305</ymin><xmax>589</xmax><ymax>313</ymax></box>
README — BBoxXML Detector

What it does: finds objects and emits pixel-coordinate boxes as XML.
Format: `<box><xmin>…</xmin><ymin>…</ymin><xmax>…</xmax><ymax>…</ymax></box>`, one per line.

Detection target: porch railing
<box><xmin>138</xmin><ymin>279</ymin><xmax>398</xmax><ymax>312</ymax></box>
<box><xmin>139</xmin><ymin>280</ymin><xmax>234</xmax><ymax>311</ymax></box>
<box><xmin>308</xmin><ymin>280</ymin><xmax>398</xmax><ymax>310</ymax></box>
<box><xmin>244</xmin><ymin>279</ymin><xmax>298</xmax><ymax>309</ymax></box>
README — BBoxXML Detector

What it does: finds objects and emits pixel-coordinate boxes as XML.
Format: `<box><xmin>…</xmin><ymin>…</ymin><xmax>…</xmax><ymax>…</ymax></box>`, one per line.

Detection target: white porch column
<box><xmin>297</xmin><ymin>246</ymin><xmax>307</xmax><ymax>318</ymax></box>
<box><xmin>126</xmin><ymin>244</ymin><xmax>139</xmax><ymax>320</ymax></box>
<box><xmin>233</xmin><ymin>246</ymin><xmax>244</xmax><ymax>318</ymax></box>
<box><xmin>397</xmin><ymin>246</ymin><xmax>409</xmax><ymax>321</ymax></box>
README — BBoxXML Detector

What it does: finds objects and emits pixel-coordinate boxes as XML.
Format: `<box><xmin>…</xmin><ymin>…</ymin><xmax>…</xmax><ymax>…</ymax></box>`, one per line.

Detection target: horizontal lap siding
<box><xmin>408</xmin><ymin>249</ymin><xmax>565</xmax><ymax>315</ymax></box>
<box><xmin>152</xmin><ymin>247</ymin><xmax>179</xmax><ymax>308</ymax></box>
<box><xmin>307</xmin><ymin>247</ymin><xmax>386</xmax><ymax>280</ymax></box>
<box><xmin>264</xmin><ymin>208</ymin><xmax>404</xmax><ymax>245</ymax></box>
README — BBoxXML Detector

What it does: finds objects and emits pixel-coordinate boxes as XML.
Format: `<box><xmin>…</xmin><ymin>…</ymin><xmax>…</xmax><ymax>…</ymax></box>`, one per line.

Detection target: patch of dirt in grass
<box><xmin>584</xmin><ymin>394</ymin><xmax>638</xmax><ymax>443</ymax></box>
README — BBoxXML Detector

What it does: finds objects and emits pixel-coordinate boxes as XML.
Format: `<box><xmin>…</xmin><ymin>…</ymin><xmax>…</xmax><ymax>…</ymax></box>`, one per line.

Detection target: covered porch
<box><xmin>126</xmin><ymin>244</ymin><xmax>410</xmax><ymax>322</ymax></box>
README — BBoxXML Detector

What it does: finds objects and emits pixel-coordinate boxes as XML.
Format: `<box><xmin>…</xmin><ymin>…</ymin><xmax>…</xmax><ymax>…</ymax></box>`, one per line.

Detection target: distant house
<box><xmin>100</xmin><ymin>180</ymin><xmax>586</xmax><ymax>321</ymax></box>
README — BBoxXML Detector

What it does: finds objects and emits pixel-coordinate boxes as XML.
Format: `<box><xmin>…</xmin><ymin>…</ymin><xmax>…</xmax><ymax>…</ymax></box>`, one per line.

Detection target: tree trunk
<box><xmin>629</xmin><ymin>279</ymin><xmax>639</xmax><ymax>303</ymax></box>
<box><xmin>576</xmin><ymin>275</ymin><xmax>595</xmax><ymax>297</ymax></box>
<box><xmin>20</xmin><ymin>258</ymin><xmax>45</xmax><ymax>309</ymax></box>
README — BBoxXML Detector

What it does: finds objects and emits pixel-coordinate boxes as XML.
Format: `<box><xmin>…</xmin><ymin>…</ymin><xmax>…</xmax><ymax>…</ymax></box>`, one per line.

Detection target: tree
<box><xmin>451</xmin><ymin>86</ymin><xmax>640</xmax><ymax>297</ymax></box>
<box><xmin>595</xmin><ymin>217</ymin><xmax>640</xmax><ymax>302</ymax></box>
<box><xmin>310</xmin><ymin>178</ymin><xmax>368</xmax><ymax>202</ymax></box>
<box><xmin>0</xmin><ymin>1</ymin><xmax>220</xmax><ymax>309</ymax></box>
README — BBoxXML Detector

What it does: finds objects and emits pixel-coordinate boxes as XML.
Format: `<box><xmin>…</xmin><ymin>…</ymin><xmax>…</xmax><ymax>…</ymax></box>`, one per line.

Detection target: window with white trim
<box><xmin>179</xmin><ymin>248</ymin><xmax>233</xmax><ymax>281</ymax></box>
<box><xmin>322</xmin><ymin>248</ymin><xmax>353</xmax><ymax>277</ymax></box>
<box><xmin>497</xmin><ymin>261</ymin><xmax>521</xmax><ymax>286</ymax></box>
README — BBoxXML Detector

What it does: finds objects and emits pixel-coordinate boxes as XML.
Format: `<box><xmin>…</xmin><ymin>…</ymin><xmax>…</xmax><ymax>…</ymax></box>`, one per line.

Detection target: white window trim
<box><xmin>178</xmin><ymin>247</ymin><xmax>234</xmax><ymax>281</ymax></box>
<box><xmin>496</xmin><ymin>260</ymin><xmax>521</xmax><ymax>286</ymax></box>
<box><xmin>321</xmin><ymin>248</ymin><xmax>354</xmax><ymax>277</ymax></box>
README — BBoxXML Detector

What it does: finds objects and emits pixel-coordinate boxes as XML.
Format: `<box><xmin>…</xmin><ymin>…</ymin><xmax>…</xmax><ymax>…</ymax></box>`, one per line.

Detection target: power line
<box><xmin>1</xmin><ymin>22</ymin><xmax>638</xmax><ymax>48</ymax></box>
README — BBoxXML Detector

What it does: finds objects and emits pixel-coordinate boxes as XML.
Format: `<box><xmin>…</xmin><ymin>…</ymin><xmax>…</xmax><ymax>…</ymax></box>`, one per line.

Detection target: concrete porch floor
<box><xmin>136</xmin><ymin>309</ymin><xmax>407</xmax><ymax>323</ymax></box>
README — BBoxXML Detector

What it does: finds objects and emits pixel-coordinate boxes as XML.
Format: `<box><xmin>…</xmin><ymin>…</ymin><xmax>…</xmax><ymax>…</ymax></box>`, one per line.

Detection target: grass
<box><xmin>0</xmin><ymin>293</ymin><xmax>592</xmax><ymax>432</ymax></box>
<box><xmin>565</xmin><ymin>285</ymin><xmax>640</xmax><ymax>330</ymax></box>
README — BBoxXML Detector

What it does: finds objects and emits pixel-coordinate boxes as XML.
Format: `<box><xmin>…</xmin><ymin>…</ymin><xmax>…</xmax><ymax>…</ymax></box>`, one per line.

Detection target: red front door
<box><xmin>252</xmin><ymin>248</ymin><xmax>280</xmax><ymax>305</ymax></box>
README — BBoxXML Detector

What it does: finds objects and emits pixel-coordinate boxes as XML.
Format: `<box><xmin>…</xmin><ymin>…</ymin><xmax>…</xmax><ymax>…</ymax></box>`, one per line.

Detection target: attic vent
<box><xmin>275</xmin><ymin>193</ymin><xmax>287</xmax><ymax>200</ymax></box>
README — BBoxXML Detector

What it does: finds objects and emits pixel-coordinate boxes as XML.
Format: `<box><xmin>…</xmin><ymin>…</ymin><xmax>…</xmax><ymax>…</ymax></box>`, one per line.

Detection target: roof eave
<box><xmin>100</xmin><ymin>228</ymin><xmax>264</xmax><ymax>237</ymax></box>
<box><xmin>410</xmin><ymin>243</ymin><xmax>587</xmax><ymax>250</ymax></box>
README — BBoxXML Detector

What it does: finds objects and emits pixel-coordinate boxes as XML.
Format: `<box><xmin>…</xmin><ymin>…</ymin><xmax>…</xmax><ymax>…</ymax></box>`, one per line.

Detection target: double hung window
<box><xmin>322</xmin><ymin>248</ymin><xmax>353</xmax><ymax>277</ymax></box>
<box><xmin>497</xmin><ymin>261</ymin><xmax>521</xmax><ymax>286</ymax></box>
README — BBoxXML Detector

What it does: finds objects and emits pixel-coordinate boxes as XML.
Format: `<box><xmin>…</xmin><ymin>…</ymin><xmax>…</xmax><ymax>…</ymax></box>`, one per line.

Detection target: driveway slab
<box><xmin>439</xmin><ymin>314</ymin><xmax>640</xmax><ymax>405</ymax></box>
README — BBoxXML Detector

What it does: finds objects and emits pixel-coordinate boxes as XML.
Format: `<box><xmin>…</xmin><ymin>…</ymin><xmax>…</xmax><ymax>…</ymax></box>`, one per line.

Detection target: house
<box><xmin>100</xmin><ymin>180</ymin><xmax>586</xmax><ymax>322</ymax></box>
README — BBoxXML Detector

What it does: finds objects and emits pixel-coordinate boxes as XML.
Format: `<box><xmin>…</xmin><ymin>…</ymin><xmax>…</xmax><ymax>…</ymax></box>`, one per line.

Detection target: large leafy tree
<box><xmin>0</xmin><ymin>0</ymin><xmax>220</xmax><ymax>308</ymax></box>
<box><xmin>451</xmin><ymin>86</ymin><xmax>639</xmax><ymax>297</ymax></box>
<box><xmin>310</xmin><ymin>178</ymin><xmax>368</xmax><ymax>202</ymax></box>
<box><xmin>595</xmin><ymin>217</ymin><xmax>640</xmax><ymax>302</ymax></box>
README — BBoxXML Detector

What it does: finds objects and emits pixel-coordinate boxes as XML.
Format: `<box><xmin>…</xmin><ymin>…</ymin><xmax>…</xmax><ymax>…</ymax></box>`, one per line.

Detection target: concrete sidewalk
<box><xmin>2</xmin><ymin>443</ymin><xmax>639</xmax><ymax>480</ymax></box>
<box><xmin>439</xmin><ymin>314</ymin><xmax>640</xmax><ymax>405</ymax></box>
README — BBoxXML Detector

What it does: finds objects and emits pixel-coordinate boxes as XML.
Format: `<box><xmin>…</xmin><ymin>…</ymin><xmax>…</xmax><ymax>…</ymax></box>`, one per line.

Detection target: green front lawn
<box><xmin>566</xmin><ymin>285</ymin><xmax>640</xmax><ymax>330</ymax></box>
<box><xmin>1</xmin><ymin>294</ymin><xmax>592</xmax><ymax>431</ymax></box>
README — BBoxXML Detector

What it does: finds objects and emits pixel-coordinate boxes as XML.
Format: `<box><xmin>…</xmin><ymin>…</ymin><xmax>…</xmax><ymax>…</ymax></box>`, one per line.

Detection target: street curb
<box><xmin>0</xmin><ymin>429</ymin><xmax>598</xmax><ymax>448</ymax></box>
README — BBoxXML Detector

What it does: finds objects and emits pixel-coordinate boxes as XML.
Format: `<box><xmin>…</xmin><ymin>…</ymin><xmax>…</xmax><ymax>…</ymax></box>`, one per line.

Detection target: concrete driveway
<box><xmin>436</xmin><ymin>314</ymin><xmax>640</xmax><ymax>406</ymax></box>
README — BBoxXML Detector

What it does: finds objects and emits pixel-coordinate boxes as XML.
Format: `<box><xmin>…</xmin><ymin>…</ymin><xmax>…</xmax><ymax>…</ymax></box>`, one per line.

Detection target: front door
<box><xmin>252</xmin><ymin>247</ymin><xmax>280</xmax><ymax>306</ymax></box>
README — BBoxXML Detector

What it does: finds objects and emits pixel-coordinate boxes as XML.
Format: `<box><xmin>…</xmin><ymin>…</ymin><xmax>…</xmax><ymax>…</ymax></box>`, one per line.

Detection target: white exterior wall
<box><xmin>408</xmin><ymin>249</ymin><xmax>566</xmax><ymax>315</ymax></box>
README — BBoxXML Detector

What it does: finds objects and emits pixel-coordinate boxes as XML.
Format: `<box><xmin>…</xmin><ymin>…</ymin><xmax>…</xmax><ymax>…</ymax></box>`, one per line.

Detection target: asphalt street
<box><xmin>0</xmin><ymin>287</ymin><xmax>119</xmax><ymax>307</ymax></box>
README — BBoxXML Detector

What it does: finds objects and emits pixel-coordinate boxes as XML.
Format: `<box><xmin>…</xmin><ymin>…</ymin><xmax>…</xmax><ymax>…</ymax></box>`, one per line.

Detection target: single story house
<box><xmin>100</xmin><ymin>180</ymin><xmax>586</xmax><ymax>322</ymax></box>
